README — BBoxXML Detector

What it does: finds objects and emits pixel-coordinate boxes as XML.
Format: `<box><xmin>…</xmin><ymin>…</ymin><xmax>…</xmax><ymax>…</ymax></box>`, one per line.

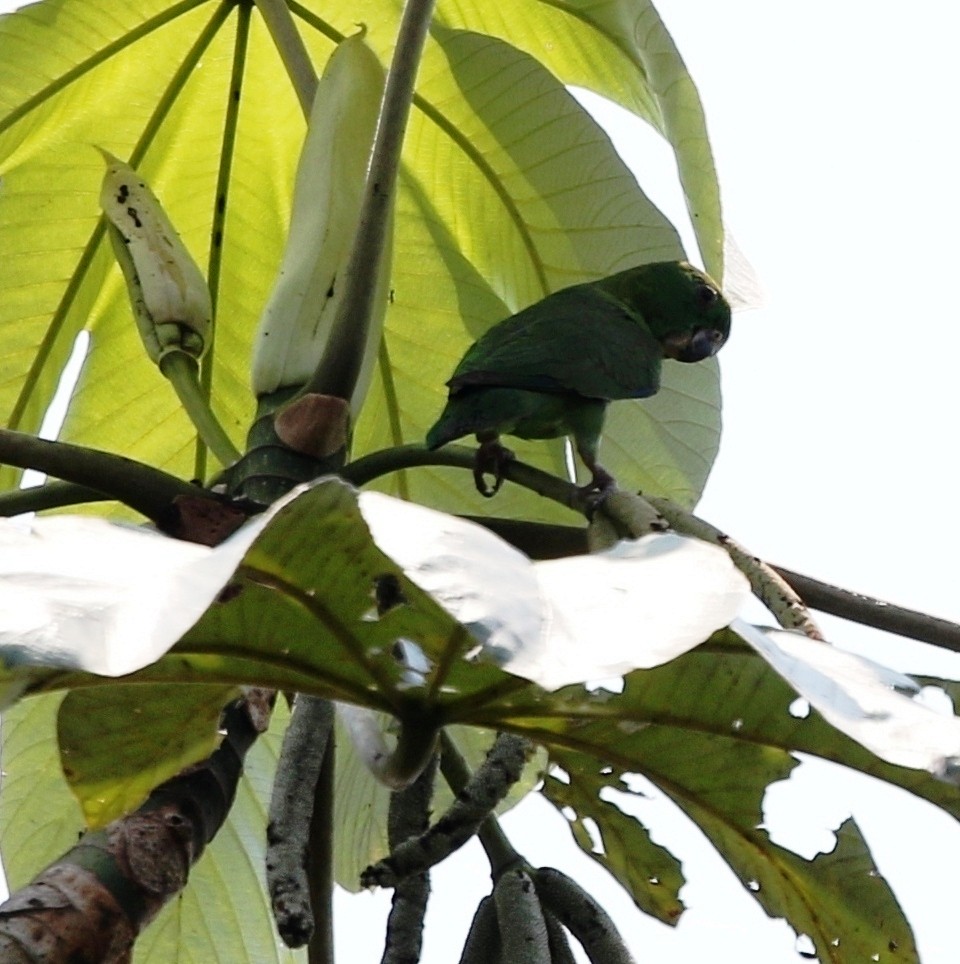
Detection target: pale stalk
<box><xmin>253</xmin><ymin>0</ymin><xmax>317</xmax><ymax>115</ymax></box>
<box><xmin>159</xmin><ymin>352</ymin><xmax>242</xmax><ymax>467</ymax></box>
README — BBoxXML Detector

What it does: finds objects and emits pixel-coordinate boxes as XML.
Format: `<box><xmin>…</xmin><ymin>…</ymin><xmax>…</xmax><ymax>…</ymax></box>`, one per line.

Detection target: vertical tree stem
<box><xmin>308</xmin><ymin>731</ymin><xmax>336</xmax><ymax>964</ymax></box>
<box><xmin>304</xmin><ymin>0</ymin><xmax>437</xmax><ymax>399</ymax></box>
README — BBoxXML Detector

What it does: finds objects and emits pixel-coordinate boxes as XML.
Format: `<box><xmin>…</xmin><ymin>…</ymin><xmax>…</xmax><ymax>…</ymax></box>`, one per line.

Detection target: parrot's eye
<box><xmin>696</xmin><ymin>284</ymin><xmax>719</xmax><ymax>306</ymax></box>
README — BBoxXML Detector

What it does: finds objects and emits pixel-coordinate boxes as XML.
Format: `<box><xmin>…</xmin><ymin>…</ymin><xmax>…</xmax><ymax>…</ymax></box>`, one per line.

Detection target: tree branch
<box><xmin>466</xmin><ymin>514</ymin><xmax>960</xmax><ymax>655</ymax></box>
<box><xmin>771</xmin><ymin>564</ymin><xmax>960</xmax><ymax>655</ymax></box>
<box><xmin>343</xmin><ymin>443</ymin><xmax>591</xmax><ymax>514</ymax></box>
<box><xmin>0</xmin><ymin>428</ymin><xmax>212</xmax><ymax>523</ymax></box>
<box><xmin>0</xmin><ymin>690</ymin><xmax>274</xmax><ymax>961</ymax></box>
<box><xmin>648</xmin><ymin>496</ymin><xmax>823</xmax><ymax>640</ymax></box>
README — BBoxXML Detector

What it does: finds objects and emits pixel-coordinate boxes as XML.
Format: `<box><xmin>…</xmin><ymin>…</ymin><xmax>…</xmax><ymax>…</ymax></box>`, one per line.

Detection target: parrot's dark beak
<box><xmin>662</xmin><ymin>326</ymin><xmax>727</xmax><ymax>363</ymax></box>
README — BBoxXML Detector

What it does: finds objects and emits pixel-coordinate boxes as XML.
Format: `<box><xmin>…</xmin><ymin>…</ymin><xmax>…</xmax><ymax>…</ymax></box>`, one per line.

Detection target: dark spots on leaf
<box><xmin>116</xmin><ymin>184</ymin><xmax>129</xmax><ymax>204</ymax></box>
<box><xmin>217</xmin><ymin>583</ymin><xmax>243</xmax><ymax>604</ymax></box>
<box><xmin>126</xmin><ymin>206</ymin><xmax>142</xmax><ymax>228</ymax></box>
<box><xmin>373</xmin><ymin>573</ymin><xmax>406</xmax><ymax>616</ymax></box>
<box><xmin>327</xmin><ymin>283</ymin><xmax>335</xmax><ymax>298</ymax></box>
<box><xmin>389</xmin><ymin>288</ymin><xmax>395</xmax><ymax>304</ymax></box>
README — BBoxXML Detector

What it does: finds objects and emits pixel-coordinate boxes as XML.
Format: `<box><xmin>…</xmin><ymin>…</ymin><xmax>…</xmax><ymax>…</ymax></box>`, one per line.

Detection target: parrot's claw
<box><xmin>474</xmin><ymin>438</ymin><xmax>515</xmax><ymax>497</ymax></box>
<box><xmin>577</xmin><ymin>466</ymin><xmax>618</xmax><ymax>516</ymax></box>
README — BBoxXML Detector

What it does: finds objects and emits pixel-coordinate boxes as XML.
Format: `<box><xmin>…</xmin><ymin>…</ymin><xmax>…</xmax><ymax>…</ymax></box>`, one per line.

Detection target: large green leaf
<box><xmin>542</xmin><ymin>763</ymin><xmax>685</xmax><ymax>926</ymax></box>
<box><xmin>0</xmin><ymin>693</ymin><xmax>82</xmax><ymax>889</ymax></box>
<box><xmin>0</xmin><ymin>690</ymin><xmax>303</xmax><ymax>963</ymax></box>
<box><xmin>493</xmin><ymin>637</ymin><xmax>952</xmax><ymax>961</ymax></box>
<box><xmin>0</xmin><ymin>0</ymin><xmax>723</xmax><ymax>515</ymax></box>
<box><xmin>57</xmin><ymin>683</ymin><xmax>238</xmax><ymax>826</ymax></box>
<box><xmin>3</xmin><ymin>482</ymin><xmax>956</xmax><ymax>957</ymax></box>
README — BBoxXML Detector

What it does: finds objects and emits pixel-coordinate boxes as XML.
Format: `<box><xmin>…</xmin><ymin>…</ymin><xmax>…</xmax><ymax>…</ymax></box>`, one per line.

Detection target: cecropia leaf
<box><xmin>357</xmin><ymin>492</ymin><xmax>750</xmax><ymax>690</ymax></box>
<box><xmin>731</xmin><ymin>619</ymin><xmax>960</xmax><ymax>781</ymax></box>
<box><xmin>0</xmin><ymin>505</ymin><xmax>278</xmax><ymax>688</ymax></box>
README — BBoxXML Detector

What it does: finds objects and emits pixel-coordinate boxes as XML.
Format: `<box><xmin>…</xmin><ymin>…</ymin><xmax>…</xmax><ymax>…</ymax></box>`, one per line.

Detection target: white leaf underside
<box><xmin>1</xmin><ymin>482</ymin><xmax>957</xmax><ymax>781</ymax></box>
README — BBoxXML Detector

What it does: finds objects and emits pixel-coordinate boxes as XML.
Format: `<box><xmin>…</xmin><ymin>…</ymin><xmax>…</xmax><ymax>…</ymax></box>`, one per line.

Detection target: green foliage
<box><xmin>0</xmin><ymin>0</ymin><xmax>722</xmax><ymax>515</ymax></box>
<box><xmin>0</xmin><ymin>2</ymin><xmax>954</xmax><ymax>963</ymax></box>
<box><xmin>58</xmin><ymin>683</ymin><xmax>238</xmax><ymax>826</ymax></box>
<box><xmin>1</xmin><ymin>691</ymin><xmax>303</xmax><ymax>961</ymax></box>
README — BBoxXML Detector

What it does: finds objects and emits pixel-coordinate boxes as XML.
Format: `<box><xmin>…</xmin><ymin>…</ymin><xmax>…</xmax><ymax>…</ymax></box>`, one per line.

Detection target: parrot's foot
<box><xmin>577</xmin><ymin>465</ymin><xmax>618</xmax><ymax>515</ymax></box>
<box><xmin>474</xmin><ymin>438</ymin><xmax>514</xmax><ymax>497</ymax></box>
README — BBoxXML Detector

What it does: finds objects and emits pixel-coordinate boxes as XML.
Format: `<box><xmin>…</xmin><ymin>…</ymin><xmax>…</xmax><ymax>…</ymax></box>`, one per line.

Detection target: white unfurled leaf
<box><xmin>731</xmin><ymin>619</ymin><xmax>960</xmax><ymax>781</ymax></box>
<box><xmin>358</xmin><ymin>493</ymin><xmax>749</xmax><ymax>690</ymax></box>
<box><xmin>528</xmin><ymin>536</ymin><xmax>748</xmax><ymax>688</ymax></box>
<box><xmin>357</xmin><ymin>492</ymin><xmax>545</xmax><ymax>653</ymax></box>
<box><xmin>250</xmin><ymin>33</ymin><xmax>389</xmax><ymax>403</ymax></box>
<box><xmin>0</xmin><ymin>503</ymin><xmax>280</xmax><ymax>687</ymax></box>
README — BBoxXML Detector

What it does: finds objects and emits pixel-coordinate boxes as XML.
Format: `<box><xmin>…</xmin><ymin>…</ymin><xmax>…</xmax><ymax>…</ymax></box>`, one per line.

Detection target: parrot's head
<box><xmin>620</xmin><ymin>261</ymin><xmax>732</xmax><ymax>364</ymax></box>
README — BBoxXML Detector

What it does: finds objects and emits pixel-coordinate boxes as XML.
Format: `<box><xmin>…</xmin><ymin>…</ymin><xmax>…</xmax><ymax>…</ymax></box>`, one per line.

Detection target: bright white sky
<box><xmin>3</xmin><ymin>1</ymin><xmax>960</xmax><ymax>962</ymax></box>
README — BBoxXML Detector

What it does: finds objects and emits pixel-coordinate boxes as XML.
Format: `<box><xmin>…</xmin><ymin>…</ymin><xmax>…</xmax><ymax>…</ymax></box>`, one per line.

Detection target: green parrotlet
<box><xmin>425</xmin><ymin>260</ymin><xmax>731</xmax><ymax>496</ymax></box>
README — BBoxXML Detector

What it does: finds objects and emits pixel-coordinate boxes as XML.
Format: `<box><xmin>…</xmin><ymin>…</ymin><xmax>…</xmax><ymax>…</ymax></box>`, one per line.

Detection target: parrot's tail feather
<box><xmin>425</xmin><ymin>417</ymin><xmax>456</xmax><ymax>450</ymax></box>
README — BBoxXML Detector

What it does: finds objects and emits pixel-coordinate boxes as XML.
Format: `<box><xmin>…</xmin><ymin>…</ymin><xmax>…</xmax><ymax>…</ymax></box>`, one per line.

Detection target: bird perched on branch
<box><xmin>425</xmin><ymin>260</ymin><xmax>731</xmax><ymax>496</ymax></box>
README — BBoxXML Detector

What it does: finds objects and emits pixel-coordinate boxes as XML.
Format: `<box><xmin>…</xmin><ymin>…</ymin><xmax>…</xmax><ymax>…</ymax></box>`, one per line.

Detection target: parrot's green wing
<box><xmin>448</xmin><ymin>285</ymin><xmax>663</xmax><ymax>401</ymax></box>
